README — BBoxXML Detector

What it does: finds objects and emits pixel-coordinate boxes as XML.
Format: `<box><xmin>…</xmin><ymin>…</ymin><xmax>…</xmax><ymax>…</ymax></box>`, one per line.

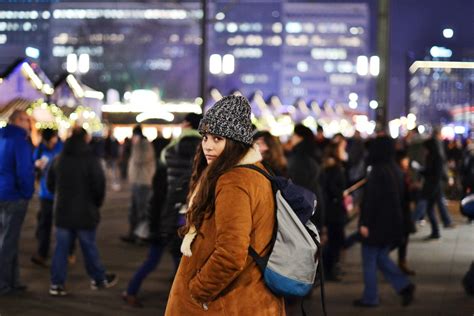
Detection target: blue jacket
<box><xmin>33</xmin><ymin>140</ymin><xmax>63</xmax><ymax>200</ymax></box>
<box><xmin>0</xmin><ymin>124</ymin><xmax>35</xmax><ymax>201</ymax></box>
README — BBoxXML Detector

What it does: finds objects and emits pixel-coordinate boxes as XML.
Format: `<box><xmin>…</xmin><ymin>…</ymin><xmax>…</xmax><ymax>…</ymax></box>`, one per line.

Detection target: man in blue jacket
<box><xmin>0</xmin><ymin>110</ymin><xmax>35</xmax><ymax>295</ymax></box>
<box><xmin>31</xmin><ymin>129</ymin><xmax>63</xmax><ymax>267</ymax></box>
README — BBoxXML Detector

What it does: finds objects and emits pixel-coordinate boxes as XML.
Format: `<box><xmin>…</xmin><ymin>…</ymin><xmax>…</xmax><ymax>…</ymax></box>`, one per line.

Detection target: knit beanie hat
<box><xmin>198</xmin><ymin>95</ymin><xmax>253</xmax><ymax>145</ymax></box>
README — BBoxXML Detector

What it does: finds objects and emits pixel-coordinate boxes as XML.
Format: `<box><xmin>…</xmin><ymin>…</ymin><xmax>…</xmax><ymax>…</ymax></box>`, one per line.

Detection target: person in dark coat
<box><xmin>395</xmin><ymin>150</ymin><xmax>416</xmax><ymax>275</ymax></box>
<box><xmin>47</xmin><ymin>127</ymin><xmax>117</xmax><ymax>296</ymax></box>
<box><xmin>287</xmin><ymin>124</ymin><xmax>325</xmax><ymax>227</ymax></box>
<box><xmin>321</xmin><ymin>139</ymin><xmax>348</xmax><ymax>281</ymax></box>
<box><xmin>159</xmin><ymin>113</ymin><xmax>202</xmax><ymax>238</ymax></box>
<box><xmin>421</xmin><ymin>138</ymin><xmax>453</xmax><ymax>239</ymax></box>
<box><xmin>354</xmin><ymin>136</ymin><xmax>415</xmax><ymax>307</ymax></box>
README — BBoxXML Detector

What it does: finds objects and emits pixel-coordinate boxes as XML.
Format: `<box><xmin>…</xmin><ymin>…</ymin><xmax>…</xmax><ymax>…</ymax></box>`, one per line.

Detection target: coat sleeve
<box><xmin>15</xmin><ymin>140</ymin><xmax>34</xmax><ymax>199</ymax></box>
<box><xmin>46</xmin><ymin>157</ymin><xmax>56</xmax><ymax>193</ymax></box>
<box><xmin>188</xmin><ymin>174</ymin><xmax>252</xmax><ymax>303</ymax></box>
<box><xmin>89</xmin><ymin>156</ymin><xmax>106</xmax><ymax>208</ymax></box>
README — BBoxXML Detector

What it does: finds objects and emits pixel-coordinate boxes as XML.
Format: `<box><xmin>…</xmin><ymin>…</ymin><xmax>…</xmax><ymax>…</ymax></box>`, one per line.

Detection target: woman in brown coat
<box><xmin>165</xmin><ymin>96</ymin><xmax>285</xmax><ymax>315</ymax></box>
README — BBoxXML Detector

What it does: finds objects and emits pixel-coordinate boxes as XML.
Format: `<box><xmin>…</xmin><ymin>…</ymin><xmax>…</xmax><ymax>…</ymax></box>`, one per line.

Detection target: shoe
<box><xmin>120</xmin><ymin>235</ymin><xmax>136</xmax><ymax>244</ymax></box>
<box><xmin>399</xmin><ymin>283</ymin><xmax>415</xmax><ymax>306</ymax></box>
<box><xmin>353</xmin><ymin>299</ymin><xmax>378</xmax><ymax>308</ymax></box>
<box><xmin>31</xmin><ymin>255</ymin><xmax>48</xmax><ymax>268</ymax></box>
<box><xmin>68</xmin><ymin>254</ymin><xmax>76</xmax><ymax>265</ymax></box>
<box><xmin>444</xmin><ymin>223</ymin><xmax>456</xmax><ymax>229</ymax></box>
<box><xmin>91</xmin><ymin>273</ymin><xmax>118</xmax><ymax>290</ymax></box>
<box><xmin>417</xmin><ymin>219</ymin><xmax>426</xmax><ymax>227</ymax></box>
<box><xmin>424</xmin><ymin>234</ymin><xmax>440</xmax><ymax>241</ymax></box>
<box><xmin>399</xmin><ymin>261</ymin><xmax>416</xmax><ymax>276</ymax></box>
<box><xmin>122</xmin><ymin>291</ymin><xmax>144</xmax><ymax>308</ymax></box>
<box><xmin>49</xmin><ymin>285</ymin><xmax>67</xmax><ymax>296</ymax></box>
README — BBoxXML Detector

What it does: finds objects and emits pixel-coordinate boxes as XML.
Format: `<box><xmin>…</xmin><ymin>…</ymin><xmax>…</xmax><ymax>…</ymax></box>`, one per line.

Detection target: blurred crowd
<box><xmin>1</xmin><ymin>108</ymin><xmax>473</xmax><ymax>310</ymax></box>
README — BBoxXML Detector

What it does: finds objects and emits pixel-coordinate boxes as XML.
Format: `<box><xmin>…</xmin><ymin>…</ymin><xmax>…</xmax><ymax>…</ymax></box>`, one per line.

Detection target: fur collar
<box><xmin>180</xmin><ymin>145</ymin><xmax>262</xmax><ymax>257</ymax></box>
<box><xmin>237</xmin><ymin>145</ymin><xmax>262</xmax><ymax>166</ymax></box>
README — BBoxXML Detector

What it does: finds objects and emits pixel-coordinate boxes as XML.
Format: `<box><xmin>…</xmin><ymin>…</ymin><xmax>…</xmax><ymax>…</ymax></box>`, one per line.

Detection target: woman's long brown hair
<box><xmin>179</xmin><ymin>138</ymin><xmax>251</xmax><ymax>236</ymax></box>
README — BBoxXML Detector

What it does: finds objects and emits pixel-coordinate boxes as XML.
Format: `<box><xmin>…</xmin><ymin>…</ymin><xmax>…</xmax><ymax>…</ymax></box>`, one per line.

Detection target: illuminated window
<box><xmin>0</xmin><ymin>34</ymin><xmax>7</xmax><ymax>45</ymax></box>
<box><xmin>338</xmin><ymin>36</ymin><xmax>361</xmax><ymax>47</ymax></box>
<box><xmin>227</xmin><ymin>23</ymin><xmax>238</xmax><ymax>33</ymax></box>
<box><xmin>311</xmin><ymin>48</ymin><xmax>347</xmax><ymax>60</ymax></box>
<box><xmin>286</xmin><ymin>35</ymin><xmax>309</xmax><ymax>46</ymax></box>
<box><xmin>272</xmin><ymin>22</ymin><xmax>283</xmax><ymax>33</ymax></box>
<box><xmin>233</xmin><ymin>48</ymin><xmax>263</xmax><ymax>59</ymax></box>
<box><xmin>245</xmin><ymin>35</ymin><xmax>263</xmax><ymax>46</ymax></box>
<box><xmin>285</xmin><ymin>22</ymin><xmax>302</xmax><ymax>33</ymax></box>
<box><xmin>297</xmin><ymin>61</ymin><xmax>309</xmax><ymax>72</ymax></box>
<box><xmin>317</xmin><ymin>22</ymin><xmax>347</xmax><ymax>34</ymax></box>
<box><xmin>214</xmin><ymin>22</ymin><xmax>225</xmax><ymax>32</ymax></box>
<box><xmin>337</xmin><ymin>61</ymin><xmax>354</xmax><ymax>73</ymax></box>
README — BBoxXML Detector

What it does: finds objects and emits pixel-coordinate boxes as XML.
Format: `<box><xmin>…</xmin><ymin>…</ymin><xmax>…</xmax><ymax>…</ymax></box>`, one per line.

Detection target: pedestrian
<box><xmin>165</xmin><ymin>95</ymin><xmax>285</xmax><ymax>315</ymax></box>
<box><xmin>287</xmin><ymin>124</ymin><xmax>325</xmax><ymax>227</ymax></box>
<box><xmin>121</xmin><ymin>125</ymin><xmax>156</xmax><ymax>244</ymax></box>
<box><xmin>421</xmin><ymin>138</ymin><xmax>453</xmax><ymax>240</ymax></box>
<box><xmin>104</xmin><ymin>128</ymin><xmax>121</xmax><ymax>191</ymax></box>
<box><xmin>253</xmin><ymin>130</ymin><xmax>287</xmax><ymax>177</ymax></box>
<box><xmin>0</xmin><ymin>110</ymin><xmax>35</xmax><ymax>296</ymax></box>
<box><xmin>321</xmin><ymin>139</ymin><xmax>348</xmax><ymax>281</ymax></box>
<box><xmin>122</xmin><ymin>160</ymin><xmax>168</xmax><ymax>307</ymax></box>
<box><xmin>30</xmin><ymin>128</ymin><xmax>65</xmax><ymax>267</ymax></box>
<box><xmin>122</xmin><ymin>113</ymin><xmax>202</xmax><ymax>307</ymax></box>
<box><xmin>119</xmin><ymin>137</ymin><xmax>132</xmax><ymax>180</ymax></box>
<box><xmin>395</xmin><ymin>150</ymin><xmax>416</xmax><ymax>275</ymax></box>
<box><xmin>47</xmin><ymin>127</ymin><xmax>117</xmax><ymax>296</ymax></box>
<box><xmin>354</xmin><ymin>136</ymin><xmax>415</xmax><ymax>307</ymax></box>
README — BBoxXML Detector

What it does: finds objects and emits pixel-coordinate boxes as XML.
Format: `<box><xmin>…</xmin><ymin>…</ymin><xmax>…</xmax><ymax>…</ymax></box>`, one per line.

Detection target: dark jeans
<box><xmin>35</xmin><ymin>199</ymin><xmax>53</xmax><ymax>258</ymax></box>
<box><xmin>426</xmin><ymin>192</ymin><xmax>453</xmax><ymax>237</ymax></box>
<box><xmin>126</xmin><ymin>236</ymin><xmax>181</xmax><ymax>296</ymax></box>
<box><xmin>0</xmin><ymin>200</ymin><xmax>28</xmax><ymax>294</ymax></box>
<box><xmin>35</xmin><ymin>199</ymin><xmax>76</xmax><ymax>258</ymax></box>
<box><xmin>128</xmin><ymin>184</ymin><xmax>151</xmax><ymax>236</ymax></box>
<box><xmin>398</xmin><ymin>232</ymin><xmax>409</xmax><ymax>262</ymax></box>
<box><xmin>323</xmin><ymin>222</ymin><xmax>345</xmax><ymax>276</ymax></box>
<box><xmin>51</xmin><ymin>227</ymin><xmax>106</xmax><ymax>286</ymax></box>
<box><xmin>361</xmin><ymin>244</ymin><xmax>410</xmax><ymax>305</ymax></box>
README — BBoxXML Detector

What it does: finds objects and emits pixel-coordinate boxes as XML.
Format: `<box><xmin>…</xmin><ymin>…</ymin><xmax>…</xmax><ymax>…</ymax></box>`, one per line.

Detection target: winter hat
<box><xmin>198</xmin><ymin>95</ymin><xmax>253</xmax><ymax>145</ymax></box>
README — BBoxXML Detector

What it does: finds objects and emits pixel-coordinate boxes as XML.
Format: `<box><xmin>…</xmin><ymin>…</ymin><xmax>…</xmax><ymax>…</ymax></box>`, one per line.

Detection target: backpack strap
<box><xmin>237</xmin><ymin>163</ymin><xmax>274</xmax><ymax>180</ymax></box>
<box><xmin>235</xmin><ymin>164</ymin><xmax>277</xmax><ymax>272</ymax></box>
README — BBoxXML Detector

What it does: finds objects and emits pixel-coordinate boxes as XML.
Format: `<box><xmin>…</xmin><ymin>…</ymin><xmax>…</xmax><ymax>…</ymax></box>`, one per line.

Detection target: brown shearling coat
<box><xmin>165</xmin><ymin>148</ymin><xmax>285</xmax><ymax>315</ymax></box>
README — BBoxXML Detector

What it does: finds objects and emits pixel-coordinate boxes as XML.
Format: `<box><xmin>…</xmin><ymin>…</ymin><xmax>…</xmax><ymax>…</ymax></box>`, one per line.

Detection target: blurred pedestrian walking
<box><xmin>47</xmin><ymin>127</ymin><xmax>117</xmax><ymax>296</ymax></box>
<box><xmin>121</xmin><ymin>125</ymin><xmax>155</xmax><ymax>244</ymax></box>
<box><xmin>354</xmin><ymin>136</ymin><xmax>415</xmax><ymax>307</ymax></box>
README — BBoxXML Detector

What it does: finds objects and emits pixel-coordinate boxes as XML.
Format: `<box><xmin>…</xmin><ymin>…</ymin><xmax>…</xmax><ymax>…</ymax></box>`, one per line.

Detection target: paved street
<box><xmin>0</xmin><ymin>184</ymin><xmax>473</xmax><ymax>316</ymax></box>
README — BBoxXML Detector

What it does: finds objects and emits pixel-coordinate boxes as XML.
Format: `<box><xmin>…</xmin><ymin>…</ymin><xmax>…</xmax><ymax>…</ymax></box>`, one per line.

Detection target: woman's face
<box><xmin>202</xmin><ymin>133</ymin><xmax>226</xmax><ymax>164</ymax></box>
<box><xmin>255</xmin><ymin>137</ymin><xmax>269</xmax><ymax>155</ymax></box>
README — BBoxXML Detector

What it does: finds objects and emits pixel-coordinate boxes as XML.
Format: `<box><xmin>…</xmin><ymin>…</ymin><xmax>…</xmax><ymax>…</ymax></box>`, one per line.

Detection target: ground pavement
<box><xmin>0</xmin><ymin>185</ymin><xmax>473</xmax><ymax>316</ymax></box>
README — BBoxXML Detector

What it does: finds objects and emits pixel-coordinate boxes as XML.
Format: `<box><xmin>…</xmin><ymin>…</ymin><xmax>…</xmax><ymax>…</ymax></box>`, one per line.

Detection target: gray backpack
<box><xmin>239</xmin><ymin>165</ymin><xmax>327</xmax><ymax>316</ymax></box>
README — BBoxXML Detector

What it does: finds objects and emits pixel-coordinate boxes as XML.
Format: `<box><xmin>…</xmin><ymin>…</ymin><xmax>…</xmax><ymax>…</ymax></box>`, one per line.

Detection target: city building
<box><xmin>1</xmin><ymin>1</ymin><xmax>371</xmax><ymax>116</ymax></box>
<box><xmin>408</xmin><ymin>60</ymin><xmax>474</xmax><ymax>136</ymax></box>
